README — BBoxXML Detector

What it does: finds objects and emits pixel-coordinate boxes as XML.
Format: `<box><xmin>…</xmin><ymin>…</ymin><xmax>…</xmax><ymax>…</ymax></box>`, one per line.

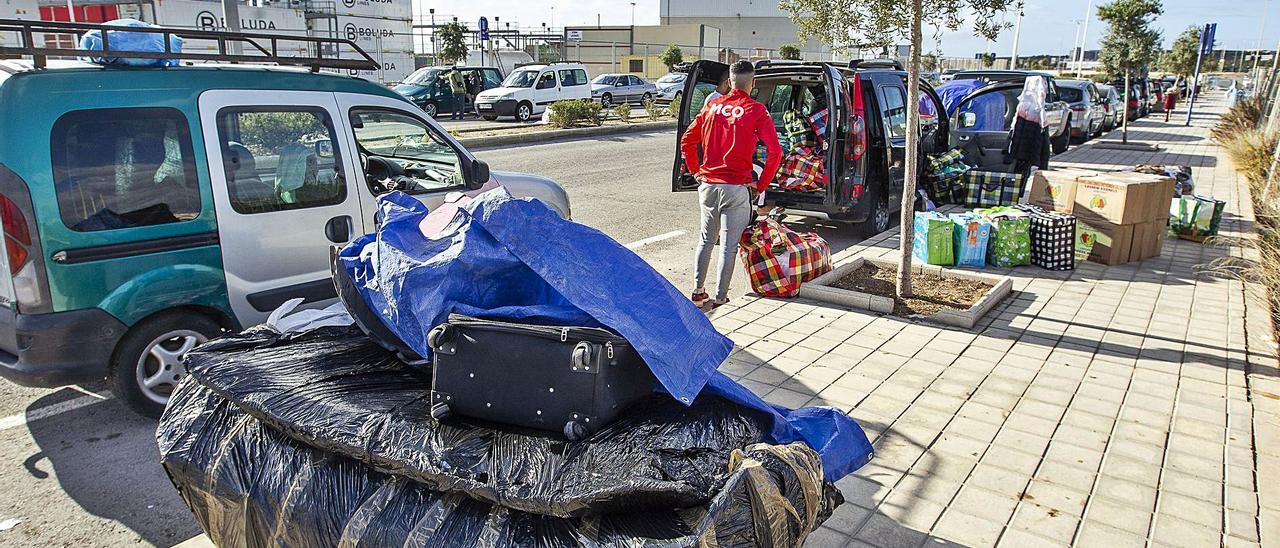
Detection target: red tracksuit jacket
<box><xmin>679</xmin><ymin>89</ymin><xmax>782</xmax><ymax>195</ymax></box>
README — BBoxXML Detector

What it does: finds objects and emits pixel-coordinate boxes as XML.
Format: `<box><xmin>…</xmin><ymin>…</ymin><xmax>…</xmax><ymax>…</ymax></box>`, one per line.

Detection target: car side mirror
<box><xmin>470</xmin><ymin>159</ymin><xmax>490</xmax><ymax>186</ymax></box>
<box><xmin>315</xmin><ymin>139</ymin><xmax>334</xmax><ymax>158</ymax></box>
<box><xmin>959</xmin><ymin>112</ymin><xmax>977</xmax><ymax>129</ymax></box>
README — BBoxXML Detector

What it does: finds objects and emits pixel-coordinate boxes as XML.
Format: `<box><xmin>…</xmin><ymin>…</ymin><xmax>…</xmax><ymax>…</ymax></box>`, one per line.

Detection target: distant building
<box><xmin>658</xmin><ymin>0</ymin><xmax>831</xmax><ymax>59</ymax></box>
<box><xmin>562</xmin><ymin>24</ymin><xmax>721</xmax><ymax>78</ymax></box>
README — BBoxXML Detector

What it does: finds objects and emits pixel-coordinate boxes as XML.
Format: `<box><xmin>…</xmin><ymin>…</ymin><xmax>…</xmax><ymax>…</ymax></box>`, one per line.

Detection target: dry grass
<box><xmin>1211</xmin><ymin>95</ymin><xmax>1265</xmax><ymax>143</ymax></box>
<box><xmin>1222</xmin><ymin>130</ymin><xmax>1279</xmax><ymax>186</ymax></box>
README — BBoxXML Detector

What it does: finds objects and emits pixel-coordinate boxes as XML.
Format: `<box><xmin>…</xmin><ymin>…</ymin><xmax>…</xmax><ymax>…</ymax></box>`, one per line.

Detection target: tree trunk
<box><xmin>1122</xmin><ymin>72</ymin><xmax>1130</xmax><ymax>144</ymax></box>
<box><xmin>897</xmin><ymin>0</ymin><xmax>924</xmax><ymax>299</ymax></box>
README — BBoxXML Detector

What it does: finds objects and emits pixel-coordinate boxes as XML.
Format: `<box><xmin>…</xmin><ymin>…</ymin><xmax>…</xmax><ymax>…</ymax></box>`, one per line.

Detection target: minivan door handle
<box><xmin>324</xmin><ymin>215</ymin><xmax>353</xmax><ymax>243</ymax></box>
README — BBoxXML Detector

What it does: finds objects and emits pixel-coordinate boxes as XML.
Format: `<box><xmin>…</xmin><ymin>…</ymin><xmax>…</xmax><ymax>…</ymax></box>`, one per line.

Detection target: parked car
<box><xmin>473</xmin><ymin>62</ymin><xmax>592</xmax><ymax>122</ymax></box>
<box><xmin>654</xmin><ymin>72</ymin><xmax>687</xmax><ymax>105</ymax></box>
<box><xmin>1096</xmin><ymin>83</ymin><xmax>1122</xmax><ymax>131</ymax></box>
<box><xmin>940</xmin><ymin>68</ymin><xmax>964</xmax><ymax>81</ymax></box>
<box><xmin>0</xmin><ymin>22</ymin><xmax>572</xmax><ymax>418</ymax></box>
<box><xmin>591</xmin><ymin>73</ymin><xmax>658</xmax><ymax>107</ymax></box>
<box><xmin>394</xmin><ymin>65</ymin><xmax>505</xmax><ymax>118</ymax></box>
<box><xmin>672</xmin><ymin>59</ymin><xmax>1018</xmax><ymax>237</ymax></box>
<box><xmin>463</xmin><ymin>49</ymin><xmax>534</xmax><ymax>77</ymax></box>
<box><xmin>1147</xmin><ymin>80</ymin><xmax>1164</xmax><ymax>113</ymax></box>
<box><xmin>1056</xmin><ymin>79</ymin><xmax>1106</xmax><ymax>141</ymax></box>
<box><xmin>950</xmin><ymin>70</ymin><xmax>1073</xmax><ymax>154</ymax></box>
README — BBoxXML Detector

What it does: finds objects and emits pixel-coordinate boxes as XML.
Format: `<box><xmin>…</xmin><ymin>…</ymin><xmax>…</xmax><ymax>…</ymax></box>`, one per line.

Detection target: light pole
<box><xmin>630</xmin><ymin>2</ymin><xmax>636</xmax><ymax>26</ymax></box>
<box><xmin>1075</xmin><ymin>0</ymin><xmax>1094</xmax><ymax>77</ymax></box>
<box><xmin>1009</xmin><ymin>4</ymin><xmax>1024</xmax><ymax>69</ymax></box>
<box><xmin>429</xmin><ymin>9</ymin><xmax>436</xmax><ymax>60</ymax></box>
<box><xmin>1254</xmin><ymin>0</ymin><xmax>1270</xmax><ymax>75</ymax></box>
<box><xmin>1070</xmin><ymin>19</ymin><xmax>1082</xmax><ymax>74</ymax></box>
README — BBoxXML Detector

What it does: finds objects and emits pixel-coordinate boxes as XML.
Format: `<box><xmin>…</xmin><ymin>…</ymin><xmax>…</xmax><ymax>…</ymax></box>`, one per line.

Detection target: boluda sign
<box><xmin>151</xmin><ymin>0</ymin><xmax>306</xmax><ymax>34</ymax></box>
<box><xmin>335</xmin><ymin>14</ymin><xmax>412</xmax><ymax>54</ymax></box>
<box><xmin>332</xmin><ymin>0</ymin><xmax>410</xmax><ymax>21</ymax></box>
<box><xmin>195</xmin><ymin>10</ymin><xmax>280</xmax><ymax>31</ymax></box>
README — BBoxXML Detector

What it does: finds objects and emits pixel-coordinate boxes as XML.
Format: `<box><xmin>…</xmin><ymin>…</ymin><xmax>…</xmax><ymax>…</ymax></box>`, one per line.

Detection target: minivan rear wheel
<box><xmin>109</xmin><ymin>313</ymin><xmax>221</xmax><ymax>419</ymax></box>
<box><xmin>856</xmin><ymin>186</ymin><xmax>891</xmax><ymax>238</ymax></box>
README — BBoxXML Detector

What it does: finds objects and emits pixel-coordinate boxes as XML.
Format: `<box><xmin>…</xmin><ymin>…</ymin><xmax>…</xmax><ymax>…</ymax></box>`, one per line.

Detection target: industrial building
<box><xmin>658</xmin><ymin>0</ymin><xmax>830</xmax><ymax>59</ymax></box>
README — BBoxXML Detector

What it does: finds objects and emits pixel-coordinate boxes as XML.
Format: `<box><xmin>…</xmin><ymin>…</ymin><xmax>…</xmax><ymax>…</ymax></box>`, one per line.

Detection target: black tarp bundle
<box><xmin>158</xmin><ymin>327</ymin><xmax>842</xmax><ymax>547</ymax></box>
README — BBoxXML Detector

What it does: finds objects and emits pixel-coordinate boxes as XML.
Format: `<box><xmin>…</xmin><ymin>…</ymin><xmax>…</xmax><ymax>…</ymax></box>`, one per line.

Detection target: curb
<box><xmin>458</xmin><ymin>120</ymin><xmax>676</xmax><ymax>148</ymax></box>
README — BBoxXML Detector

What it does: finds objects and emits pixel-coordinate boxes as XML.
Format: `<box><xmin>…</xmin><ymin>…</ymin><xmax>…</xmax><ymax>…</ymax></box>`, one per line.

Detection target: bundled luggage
<box><xmin>912</xmin><ymin>211</ymin><xmax>954</xmax><ymax>265</ymax></box>
<box><xmin>1169</xmin><ymin>194</ymin><xmax>1226</xmax><ymax>242</ymax></box>
<box><xmin>739</xmin><ymin>217</ymin><xmax>832</xmax><ymax>297</ymax></box>
<box><xmin>777</xmin><ymin>146</ymin><xmax>827</xmax><ymax>191</ymax></box>
<box><xmin>427</xmin><ymin>314</ymin><xmax>656</xmax><ymax>440</ymax></box>
<box><xmin>976</xmin><ymin>207</ymin><xmax>1032</xmax><ymax>267</ymax></box>
<box><xmin>950</xmin><ymin>212</ymin><xmax>992</xmax><ymax>268</ymax></box>
<box><xmin>962</xmin><ymin>170</ymin><xmax>1027</xmax><ymax>208</ymax></box>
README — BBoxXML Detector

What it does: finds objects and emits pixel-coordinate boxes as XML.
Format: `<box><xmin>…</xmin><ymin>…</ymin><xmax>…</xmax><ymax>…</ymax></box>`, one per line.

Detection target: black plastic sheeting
<box><xmin>158</xmin><ymin>327</ymin><xmax>842</xmax><ymax>546</ymax></box>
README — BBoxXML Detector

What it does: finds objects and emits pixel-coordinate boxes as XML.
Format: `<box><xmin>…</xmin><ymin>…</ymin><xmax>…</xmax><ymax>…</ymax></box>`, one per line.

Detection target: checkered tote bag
<box><xmin>962</xmin><ymin>170</ymin><xmax>1026</xmax><ymax>208</ymax></box>
<box><xmin>738</xmin><ymin>217</ymin><xmax>832</xmax><ymax>297</ymax></box>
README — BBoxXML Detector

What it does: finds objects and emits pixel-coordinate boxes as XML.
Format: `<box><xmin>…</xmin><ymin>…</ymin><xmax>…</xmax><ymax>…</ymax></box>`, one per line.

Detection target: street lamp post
<box><xmin>429</xmin><ymin>9</ymin><xmax>436</xmax><ymax>61</ymax></box>
<box><xmin>1075</xmin><ymin>0</ymin><xmax>1094</xmax><ymax>77</ymax></box>
<box><xmin>630</xmin><ymin>2</ymin><xmax>636</xmax><ymax>26</ymax></box>
<box><xmin>1010</xmin><ymin>5</ymin><xmax>1023</xmax><ymax>69</ymax></box>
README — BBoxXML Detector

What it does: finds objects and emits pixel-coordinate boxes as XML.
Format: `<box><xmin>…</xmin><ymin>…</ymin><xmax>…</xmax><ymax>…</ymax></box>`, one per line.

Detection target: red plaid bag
<box><xmin>776</xmin><ymin>146</ymin><xmax>826</xmax><ymax>192</ymax></box>
<box><xmin>738</xmin><ymin>218</ymin><xmax>832</xmax><ymax>297</ymax></box>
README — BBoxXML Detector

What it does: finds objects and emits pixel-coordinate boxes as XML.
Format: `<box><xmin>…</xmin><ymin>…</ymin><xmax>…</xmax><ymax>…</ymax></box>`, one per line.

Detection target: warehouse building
<box><xmin>658</xmin><ymin>0</ymin><xmax>830</xmax><ymax>59</ymax></box>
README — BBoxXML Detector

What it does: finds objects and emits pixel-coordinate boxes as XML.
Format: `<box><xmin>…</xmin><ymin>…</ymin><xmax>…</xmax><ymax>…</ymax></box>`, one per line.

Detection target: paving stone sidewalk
<box><xmin>709</xmin><ymin>95</ymin><xmax>1280</xmax><ymax>548</ymax></box>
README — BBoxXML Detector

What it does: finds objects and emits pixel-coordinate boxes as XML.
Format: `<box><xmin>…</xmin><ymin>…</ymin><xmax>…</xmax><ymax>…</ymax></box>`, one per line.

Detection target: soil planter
<box><xmin>799</xmin><ymin>257</ymin><xmax>1012</xmax><ymax>329</ymax></box>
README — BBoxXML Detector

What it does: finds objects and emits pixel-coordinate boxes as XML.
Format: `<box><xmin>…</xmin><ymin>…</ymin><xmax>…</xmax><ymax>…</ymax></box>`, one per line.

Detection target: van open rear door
<box><xmin>948</xmin><ymin>81</ymin><xmax>1025</xmax><ymax>170</ymax></box>
<box><xmin>670</xmin><ymin>60</ymin><xmax>729</xmax><ymax>192</ymax></box>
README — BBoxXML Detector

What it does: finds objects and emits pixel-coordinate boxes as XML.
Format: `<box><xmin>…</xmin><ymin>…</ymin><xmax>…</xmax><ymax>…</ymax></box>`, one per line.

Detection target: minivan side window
<box><xmin>215</xmin><ymin>108</ymin><xmax>345</xmax><ymax>214</ymax></box>
<box><xmin>880</xmin><ymin>85</ymin><xmax>908</xmax><ymax>139</ymax></box>
<box><xmin>536</xmin><ymin>72</ymin><xmax>557</xmax><ymax>89</ymax></box>
<box><xmin>572</xmin><ymin>69</ymin><xmax>588</xmax><ymax>86</ymax></box>
<box><xmin>51</xmin><ymin>107</ymin><xmax>201</xmax><ymax>232</ymax></box>
<box><xmin>558</xmin><ymin>69</ymin><xmax>581</xmax><ymax>87</ymax></box>
<box><xmin>482</xmin><ymin>69</ymin><xmax>503</xmax><ymax>88</ymax></box>
<box><xmin>350</xmin><ymin>109</ymin><xmax>464</xmax><ymax>194</ymax></box>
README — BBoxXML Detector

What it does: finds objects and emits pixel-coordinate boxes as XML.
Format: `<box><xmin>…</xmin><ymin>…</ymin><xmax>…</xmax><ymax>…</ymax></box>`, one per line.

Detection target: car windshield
<box><xmin>502</xmin><ymin>69</ymin><xmax>540</xmax><ymax>88</ymax></box>
<box><xmin>402</xmin><ymin>68</ymin><xmax>442</xmax><ymax>86</ymax></box>
<box><xmin>657</xmin><ymin>73</ymin><xmax>685</xmax><ymax>85</ymax></box>
<box><xmin>593</xmin><ymin>75</ymin><xmax>617</xmax><ymax>85</ymax></box>
<box><xmin>1058</xmin><ymin>87</ymin><xmax>1083</xmax><ymax>103</ymax></box>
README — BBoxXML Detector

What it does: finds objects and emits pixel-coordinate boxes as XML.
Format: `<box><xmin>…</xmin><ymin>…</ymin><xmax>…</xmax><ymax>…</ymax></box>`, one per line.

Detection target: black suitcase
<box><xmin>427</xmin><ymin>314</ymin><xmax>656</xmax><ymax>440</ymax></box>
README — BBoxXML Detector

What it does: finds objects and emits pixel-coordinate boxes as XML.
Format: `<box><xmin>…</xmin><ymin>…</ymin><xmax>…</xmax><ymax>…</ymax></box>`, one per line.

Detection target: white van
<box><xmin>473</xmin><ymin>63</ymin><xmax>592</xmax><ymax>122</ymax></box>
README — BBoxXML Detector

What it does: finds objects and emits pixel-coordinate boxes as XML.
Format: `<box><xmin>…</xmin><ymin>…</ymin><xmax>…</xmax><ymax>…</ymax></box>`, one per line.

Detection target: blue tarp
<box><xmin>934</xmin><ymin>79</ymin><xmax>986</xmax><ymax>116</ymax></box>
<box><xmin>79</xmin><ymin>19</ymin><xmax>183</xmax><ymax>67</ymax></box>
<box><xmin>337</xmin><ymin>189</ymin><xmax>873</xmax><ymax>480</ymax></box>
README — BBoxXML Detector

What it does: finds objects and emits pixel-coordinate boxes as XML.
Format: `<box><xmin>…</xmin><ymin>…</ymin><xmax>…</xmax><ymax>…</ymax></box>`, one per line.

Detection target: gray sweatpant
<box><xmin>694</xmin><ymin>183</ymin><xmax>751</xmax><ymax>302</ymax></box>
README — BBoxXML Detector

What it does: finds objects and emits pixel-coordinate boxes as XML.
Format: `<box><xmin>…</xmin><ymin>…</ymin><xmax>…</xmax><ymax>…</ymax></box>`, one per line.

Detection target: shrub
<box><xmin>613</xmin><ymin>102</ymin><xmax>632</xmax><ymax>123</ymax></box>
<box><xmin>547</xmin><ymin>99</ymin><xmax>603</xmax><ymax>128</ymax></box>
<box><xmin>1222</xmin><ymin>129</ymin><xmax>1278</xmax><ymax>185</ymax></box>
<box><xmin>642</xmin><ymin>98</ymin><xmax>664</xmax><ymax>121</ymax></box>
<box><xmin>1211</xmin><ymin>95</ymin><xmax>1265</xmax><ymax>143</ymax></box>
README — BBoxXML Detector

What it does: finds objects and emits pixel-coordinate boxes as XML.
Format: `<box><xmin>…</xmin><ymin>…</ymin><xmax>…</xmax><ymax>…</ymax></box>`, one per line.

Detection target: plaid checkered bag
<box><xmin>738</xmin><ymin>217</ymin><xmax>832</xmax><ymax>297</ymax></box>
<box><xmin>777</xmin><ymin>146</ymin><xmax>827</xmax><ymax>191</ymax></box>
<box><xmin>783</xmin><ymin>110</ymin><xmax>818</xmax><ymax>149</ymax></box>
<box><xmin>962</xmin><ymin>170</ymin><xmax>1025</xmax><ymax>208</ymax></box>
<box><xmin>928</xmin><ymin>148</ymin><xmax>965</xmax><ymax>171</ymax></box>
<box><xmin>1014</xmin><ymin>204</ymin><xmax>1077</xmax><ymax>271</ymax></box>
<box><xmin>809</xmin><ymin>109</ymin><xmax>829</xmax><ymax>145</ymax></box>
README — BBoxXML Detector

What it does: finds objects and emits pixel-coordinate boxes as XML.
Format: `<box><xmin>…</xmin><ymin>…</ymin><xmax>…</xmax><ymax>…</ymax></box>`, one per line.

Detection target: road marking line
<box><xmin>0</xmin><ymin>393</ymin><xmax>113</xmax><ymax>432</ymax></box>
<box><xmin>625</xmin><ymin>230</ymin><xmax>685</xmax><ymax>250</ymax></box>
<box><xmin>69</xmin><ymin>385</ymin><xmax>110</xmax><ymax>400</ymax></box>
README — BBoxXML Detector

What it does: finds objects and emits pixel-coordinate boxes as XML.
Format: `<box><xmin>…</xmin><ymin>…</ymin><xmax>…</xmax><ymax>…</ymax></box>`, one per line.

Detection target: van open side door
<box><xmin>670</xmin><ymin>60</ymin><xmax>729</xmax><ymax>192</ymax></box>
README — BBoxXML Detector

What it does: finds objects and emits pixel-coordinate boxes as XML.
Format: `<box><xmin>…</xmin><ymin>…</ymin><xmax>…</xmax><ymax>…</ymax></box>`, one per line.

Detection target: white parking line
<box><xmin>0</xmin><ymin>393</ymin><xmax>113</xmax><ymax>432</ymax></box>
<box><xmin>625</xmin><ymin>230</ymin><xmax>686</xmax><ymax>250</ymax></box>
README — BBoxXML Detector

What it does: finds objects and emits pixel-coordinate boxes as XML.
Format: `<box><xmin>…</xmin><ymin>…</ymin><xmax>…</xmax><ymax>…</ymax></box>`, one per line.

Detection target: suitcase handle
<box><xmin>572</xmin><ymin>341</ymin><xmax>595</xmax><ymax>372</ymax></box>
<box><xmin>427</xmin><ymin>324</ymin><xmax>455</xmax><ymax>354</ymax></box>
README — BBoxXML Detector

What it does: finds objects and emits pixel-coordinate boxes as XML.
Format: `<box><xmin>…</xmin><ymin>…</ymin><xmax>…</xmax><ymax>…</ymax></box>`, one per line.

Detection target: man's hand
<box><xmin>757</xmin><ymin>206</ymin><xmax>773</xmax><ymax>217</ymax></box>
<box><xmin>694</xmin><ymin>174</ymin><xmax>708</xmax><ymax>185</ymax></box>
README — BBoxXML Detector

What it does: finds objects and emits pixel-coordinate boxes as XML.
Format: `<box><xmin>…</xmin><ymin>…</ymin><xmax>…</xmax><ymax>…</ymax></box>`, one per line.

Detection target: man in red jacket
<box><xmin>680</xmin><ymin>60</ymin><xmax>782</xmax><ymax>308</ymax></box>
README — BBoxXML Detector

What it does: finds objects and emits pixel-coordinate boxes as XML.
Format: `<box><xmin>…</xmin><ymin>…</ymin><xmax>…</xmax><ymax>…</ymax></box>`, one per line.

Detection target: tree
<box><xmin>1097</xmin><ymin>0</ymin><xmax>1162</xmax><ymax>143</ymax></box>
<box><xmin>922</xmin><ymin>53</ymin><xmax>939</xmax><ymax>72</ymax></box>
<box><xmin>436</xmin><ymin>22</ymin><xmax>469</xmax><ymax>65</ymax></box>
<box><xmin>1160</xmin><ymin>26</ymin><xmax>1200</xmax><ymax>79</ymax></box>
<box><xmin>981</xmin><ymin>52</ymin><xmax>997</xmax><ymax>67</ymax></box>
<box><xmin>659</xmin><ymin>44</ymin><xmax>683</xmax><ymax>70</ymax></box>
<box><xmin>779</xmin><ymin>44</ymin><xmax>802</xmax><ymax>60</ymax></box>
<box><xmin>779</xmin><ymin>0</ymin><xmax>1018</xmax><ymax>298</ymax></box>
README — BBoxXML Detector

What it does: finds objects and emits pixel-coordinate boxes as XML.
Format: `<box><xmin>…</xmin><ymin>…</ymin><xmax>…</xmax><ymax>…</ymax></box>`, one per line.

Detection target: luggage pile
<box><xmin>159</xmin><ymin>189</ymin><xmax>872</xmax><ymax>547</ymax></box>
<box><xmin>776</xmin><ymin>109</ymin><xmax>828</xmax><ymax>192</ymax></box>
<box><xmin>739</xmin><ymin>216</ymin><xmax>832</xmax><ymax>298</ymax></box>
<box><xmin>1027</xmin><ymin>168</ymin><xmax>1175</xmax><ymax>265</ymax></box>
<box><xmin>923</xmin><ymin>148</ymin><xmax>972</xmax><ymax>205</ymax></box>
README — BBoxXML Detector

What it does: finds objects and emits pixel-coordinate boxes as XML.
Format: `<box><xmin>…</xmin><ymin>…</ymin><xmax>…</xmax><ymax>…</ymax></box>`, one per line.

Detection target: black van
<box><xmin>672</xmin><ymin>60</ymin><xmax>954</xmax><ymax>236</ymax></box>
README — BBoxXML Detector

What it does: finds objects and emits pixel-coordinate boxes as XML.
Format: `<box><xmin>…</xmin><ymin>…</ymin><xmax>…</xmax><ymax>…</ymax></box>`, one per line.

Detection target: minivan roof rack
<box><xmin>0</xmin><ymin>18</ymin><xmax>377</xmax><ymax>71</ymax></box>
<box><xmin>848</xmin><ymin>59</ymin><xmax>904</xmax><ymax>71</ymax></box>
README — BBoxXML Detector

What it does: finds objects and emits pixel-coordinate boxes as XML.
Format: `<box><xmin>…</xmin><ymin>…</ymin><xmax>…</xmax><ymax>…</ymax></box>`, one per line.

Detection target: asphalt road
<box><xmin>0</xmin><ymin>127</ymin><xmax>875</xmax><ymax>547</ymax></box>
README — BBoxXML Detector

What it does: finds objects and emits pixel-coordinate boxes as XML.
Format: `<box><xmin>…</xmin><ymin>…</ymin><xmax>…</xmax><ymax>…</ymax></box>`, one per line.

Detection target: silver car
<box><xmin>1056</xmin><ymin>79</ymin><xmax>1106</xmax><ymax>141</ymax></box>
<box><xmin>1096</xmin><ymin>84</ymin><xmax>1122</xmax><ymax>132</ymax></box>
<box><xmin>591</xmin><ymin>74</ymin><xmax>658</xmax><ymax>107</ymax></box>
<box><xmin>654</xmin><ymin>72</ymin><xmax>687</xmax><ymax>105</ymax></box>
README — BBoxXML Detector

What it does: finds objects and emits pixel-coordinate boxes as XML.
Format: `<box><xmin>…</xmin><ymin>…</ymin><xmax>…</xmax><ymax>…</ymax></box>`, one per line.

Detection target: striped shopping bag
<box><xmin>738</xmin><ymin>217</ymin><xmax>831</xmax><ymax>297</ymax></box>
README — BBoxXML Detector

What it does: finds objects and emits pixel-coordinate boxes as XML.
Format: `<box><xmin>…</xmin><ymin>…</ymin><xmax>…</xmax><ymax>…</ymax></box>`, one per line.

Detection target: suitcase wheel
<box><xmin>563</xmin><ymin>420</ymin><xmax>589</xmax><ymax>441</ymax></box>
<box><xmin>430</xmin><ymin>401</ymin><xmax>451</xmax><ymax>421</ymax></box>
<box><xmin>427</xmin><ymin>324</ymin><xmax>454</xmax><ymax>352</ymax></box>
<box><xmin>571</xmin><ymin>342</ymin><xmax>595</xmax><ymax>371</ymax></box>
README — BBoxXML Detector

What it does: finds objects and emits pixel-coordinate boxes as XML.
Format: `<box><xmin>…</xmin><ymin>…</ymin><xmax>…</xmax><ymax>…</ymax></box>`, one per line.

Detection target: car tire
<box><xmin>642</xmin><ymin>92</ymin><xmax>652</xmax><ymax>103</ymax></box>
<box><xmin>856</xmin><ymin>185</ymin><xmax>891</xmax><ymax>238</ymax></box>
<box><xmin>1051</xmin><ymin>119</ymin><xmax>1070</xmax><ymax>155</ymax></box>
<box><xmin>672</xmin><ymin>91</ymin><xmax>682</xmax><ymax>107</ymax></box>
<box><xmin>601</xmin><ymin>93</ymin><xmax>612</xmax><ymax>108</ymax></box>
<box><xmin>482</xmin><ymin>115</ymin><xmax>498</xmax><ymax>121</ymax></box>
<box><xmin>109</xmin><ymin>312</ymin><xmax>222</xmax><ymax>419</ymax></box>
<box><xmin>422</xmin><ymin>102</ymin><xmax>438</xmax><ymax>118</ymax></box>
<box><xmin>516</xmin><ymin>102</ymin><xmax>533</xmax><ymax>122</ymax></box>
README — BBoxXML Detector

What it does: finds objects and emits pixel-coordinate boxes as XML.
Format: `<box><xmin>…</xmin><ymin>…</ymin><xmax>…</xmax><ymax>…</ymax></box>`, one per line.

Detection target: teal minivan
<box><xmin>0</xmin><ymin>20</ymin><xmax>571</xmax><ymax>417</ymax></box>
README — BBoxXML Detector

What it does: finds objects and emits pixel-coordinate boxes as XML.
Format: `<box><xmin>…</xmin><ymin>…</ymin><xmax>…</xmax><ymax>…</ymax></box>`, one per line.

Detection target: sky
<box><xmin>414</xmin><ymin>0</ymin><xmax>1280</xmax><ymax>57</ymax></box>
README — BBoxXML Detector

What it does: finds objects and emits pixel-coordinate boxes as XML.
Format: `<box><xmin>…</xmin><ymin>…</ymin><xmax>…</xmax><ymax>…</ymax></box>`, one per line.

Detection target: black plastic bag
<box><xmin>159</xmin><ymin>327</ymin><xmax>840</xmax><ymax>546</ymax></box>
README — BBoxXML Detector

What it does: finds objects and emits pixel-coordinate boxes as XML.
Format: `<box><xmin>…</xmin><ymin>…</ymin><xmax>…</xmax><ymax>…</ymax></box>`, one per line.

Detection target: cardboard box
<box><xmin>1072</xmin><ymin>172</ymin><xmax>1173</xmax><ymax>225</ymax></box>
<box><xmin>1076</xmin><ymin>219</ymin><xmax>1134</xmax><ymax>266</ymax></box>
<box><xmin>1129</xmin><ymin>220</ymin><xmax>1168</xmax><ymax>262</ymax></box>
<box><xmin>1027</xmin><ymin>168</ymin><xmax>1099</xmax><ymax>212</ymax></box>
